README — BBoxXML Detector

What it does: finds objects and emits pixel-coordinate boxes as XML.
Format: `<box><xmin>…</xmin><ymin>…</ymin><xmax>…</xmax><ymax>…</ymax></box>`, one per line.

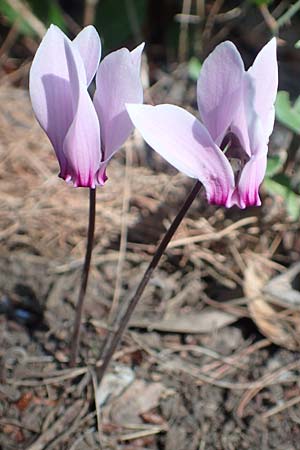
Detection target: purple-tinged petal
<box><xmin>232</xmin><ymin>72</ymin><xmax>266</xmax><ymax>157</ymax></box>
<box><xmin>96</xmin><ymin>165</ymin><xmax>108</xmax><ymax>186</ymax></box>
<box><xmin>236</xmin><ymin>152</ymin><xmax>267</xmax><ymax>208</ymax></box>
<box><xmin>72</xmin><ymin>25</ymin><xmax>101</xmax><ymax>86</ymax></box>
<box><xmin>248</xmin><ymin>38</ymin><xmax>278</xmax><ymax>141</ymax></box>
<box><xmin>126</xmin><ymin>104</ymin><xmax>235</xmax><ymax>206</ymax></box>
<box><xmin>130</xmin><ymin>42</ymin><xmax>145</xmax><ymax>67</ymax></box>
<box><xmin>229</xmin><ymin>70</ymin><xmax>268</xmax><ymax>208</ymax></box>
<box><xmin>231</xmin><ymin>72</ymin><xmax>267</xmax><ymax>207</ymax></box>
<box><xmin>62</xmin><ymin>40</ymin><xmax>101</xmax><ymax>187</ymax></box>
<box><xmin>197</xmin><ymin>41</ymin><xmax>245</xmax><ymax>145</ymax></box>
<box><xmin>93</xmin><ymin>44</ymin><xmax>143</xmax><ymax>164</ymax></box>
<box><xmin>230</xmin><ymin>73</ymin><xmax>256</xmax><ymax>157</ymax></box>
<box><xmin>29</xmin><ymin>25</ymin><xmax>86</xmax><ymax>178</ymax></box>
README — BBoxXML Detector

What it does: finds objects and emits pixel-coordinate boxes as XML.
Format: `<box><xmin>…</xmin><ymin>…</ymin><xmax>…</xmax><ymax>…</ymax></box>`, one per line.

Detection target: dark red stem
<box><xmin>70</xmin><ymin>188</ymin><xmax>96</xmax><ymax>367</ymax></box>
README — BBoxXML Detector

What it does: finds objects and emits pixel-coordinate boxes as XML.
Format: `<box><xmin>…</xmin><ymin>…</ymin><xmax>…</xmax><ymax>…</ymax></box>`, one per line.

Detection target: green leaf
<box><xmin>287</xmin><ymin>191</ymin><xmax>300</xmax><ymax>221</ymax></box>
<box><xmin>264</xmin><ymin>177</ymin><xmax>287</xmax><ymax>198</ymax></box>
<box><xmin>95</xmin><ymin>0</ymin><xmax>146</xmax><ymax>53</ymax></box>
<box><xmin>273</xmin><ymin>173</ymin><xmax>293</xmax><ymax>189</ymax></box>
<box><xmin>28</xmin><ymin>0</ymin><xmax>65</xmax><ymax>29</ymax></box>
<box><xmin>248</xmin><ymin>0</ymin><xmax>273</xmax><ymax>5</ymax></box>
<box><xmin>266</xmin><ymin>154</ymin><xmax>286</xmax><ymax>177</ymax></box>
<box><xmin>295</xmin><ymin>40</ymin><xmax>300</xmax><ymax>49</ymax></box>
<box><xmin>275</xmin><ymin>91</ymin><xmax>300</xmax><ymax>134</ymax></box>
<box><xmin>0</xmin><ymin>0</ymin><xmax>34</xmax><ymax>36</ymax></box>
<box><xmin>0</xmin><ymin>0</ymin><xmax>65</xmax><ymax>36</ymax></box>
<box><xmin>264</xmin><ymin>176</ymin><xmax>300</xmax><ymax>220</ymax></box>
<box><xmin>293</xmin><ymin>95</ymin><xmax>300</xmax><ymax>114</ymax></box>
<box><xmin>188</xmin><ymin>57</ymin><xmax>202</xmax><ymax>81</ymax></box>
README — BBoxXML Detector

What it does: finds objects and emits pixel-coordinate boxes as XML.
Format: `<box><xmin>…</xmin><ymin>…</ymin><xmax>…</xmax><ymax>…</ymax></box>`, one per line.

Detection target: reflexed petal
<box><xmin>94</xmin><ymin>45</ymin><xmax>143</xmax><ymax>162</ymax></box>
<box><xmin>96</xmin><ymin>165</ymin><xmax>108</xmax><ymax>186</ymax></box>
<box><xmin>248</xmin><ymin>38</ymin><xmax>278</xmax><ymax>141</ymax></box>
<box><xmin>126</xmin><ymin>104</ymin><xmax>235</xmax><ymax>206</ymax></box>
<box><xmin>237</xmin><ymin>153</ymin><xmax>267</xmax><ymax>208</ymax></box>
<box><xmin>230</xmin><ymin>73</ymin><xmax>255</xmax><ymax>157</ymax></box>
<box><xmin>229</xmin><ymin>71</ymin><xmax>267</xmax><ymax>208</ymax></box>
<box><xmin>62</xmin><ymin>42</ymin><xmax>101</xmax><ymax>187</ymax></box>
<box><xmin>236</xmin><ymin>109</ymin><xmax>267</xmax><ymax>208</ymax></box>
<box><xmin>29</xmin><ymin>25</ymin><xmax>86</xmax><ymax>177</ymax></box>
<box><xmin>130</xmin><ymin>42</ymin><xmax>145</xmax><ymax>67</ymax></box>
<box><xmin>73</xmin><ymin>25</ymin><xmax>101</xmax><ymax>86</ymax></box>
<box><xmin>197</xmin><ymin>41</ymin><xmax>244</xmax><ymax>145</ymax></box>
<box><xmin>231</xmin><ymin>73</ymin><xmax>266</xmax><ymax>158</ymax></box>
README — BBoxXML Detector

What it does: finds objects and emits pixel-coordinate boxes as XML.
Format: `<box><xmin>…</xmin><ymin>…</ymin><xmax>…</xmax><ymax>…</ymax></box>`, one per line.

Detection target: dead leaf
<box><xmin>264</xmin><ymin>262</ymin><xmax>300</xmax><ymax>308</ymax></box>
<box><xmin>15</xmin><ymin>391</ymin><xmax>33</xmax><ymax>411</ymax></box>
<box><xmin>109</xmin><ymin>379</ymin><xmax>164</xmax><ymax>425</ymax></box>
<box><xmin>244</xmin><ymin>260</ymin><xmax>300</xmax><ymax>350</ymax></box>
<box><xmin>141</xmin><ymin>411</ymin><xmax>166</xmax><ymax>425</ymax></box>
<box><xmin>97</xmin><ymin>365</ymin><xmax>135</xmax><ymax>407</ymax></box>
<box><xmin>129</xmin><ymin>309</ymin><xmax>237</xmax><ymax>334</ymax></box>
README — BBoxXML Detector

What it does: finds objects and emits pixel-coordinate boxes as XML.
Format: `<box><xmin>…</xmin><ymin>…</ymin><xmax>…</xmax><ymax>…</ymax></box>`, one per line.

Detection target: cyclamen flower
<box><xmin>127</xmin><ymin>39</ymin><xmax>278</xmax><ymax>208</ymax></box>
<box><xmin>30</xmin><ymin>25</ymin><xmax>144</xmax><ymax>187</ymax></box>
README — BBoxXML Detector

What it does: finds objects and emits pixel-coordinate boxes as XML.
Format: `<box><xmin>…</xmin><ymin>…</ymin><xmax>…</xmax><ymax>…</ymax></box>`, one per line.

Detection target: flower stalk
<box><xmin>97</xmin><ymin>180</ymin><xmax>202</xmax><ymax>382</ymax></box>
<box><xmin>70</xmin><ymin>188</ymin><xmax>96</xmax><ymax>367</ymax></box>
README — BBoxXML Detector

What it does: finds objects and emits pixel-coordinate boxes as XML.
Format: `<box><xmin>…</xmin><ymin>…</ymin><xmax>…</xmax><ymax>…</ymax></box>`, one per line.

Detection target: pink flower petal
<box><xmin>126</xmin><ymin>104</ymin><xmax>235</xmax><ymax>206</ymax></box>
<box><xmin>230</xmin><ymin>72</ymin><xmax>267</xmax><ymax>207</ymax></box>
<box><xmin>233</xmin><ymin>72</ymin><xmax>267</xmax><ymax>154</ymax></box>
<box><xmin>72</xmin><ymin>25</ymin><xmax>101</xmax><ymax>86</ymax></box>
<box><xmin>230</xmin><ymin>73</ymin><xmax>256</xmax><ymax>158</ymax></box>
<box><xmin>29</xmin><ymin>25</ymin><xmax>86</xmax><ymax>177</ymax></box>
<box><xmin>93</xmin><ymin>44</ymin><xmax>144</xmax><ymax>164</ymax></box>
<box><xmin>237</xmin><ymin>153</ymin><xmax>267</xmax><ymax>208</ymax></box>
<box><xmin>62</xmin><ymin>40</ymin><xmax>101</xmax><ymax>187</ymax></box>
<box><xmin>248</xmin><ymin>38</ymin><xmax>278</xmax><ymax>142</ymax></box>
<box><xmin>197</xmin><ymin>41</ymin><xmax>245</xmax><ymax>145</ymax></box>
<box><xmin>130</xmin><ymin>42</ymin><xmax>145</xmax><ymax>67</ymax></box>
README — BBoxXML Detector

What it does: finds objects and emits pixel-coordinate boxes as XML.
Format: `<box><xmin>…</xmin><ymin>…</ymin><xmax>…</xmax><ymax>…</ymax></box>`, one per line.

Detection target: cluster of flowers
<box><xmin>30</xmin><ymin>25</ymin><xmax>278</xmax><ymax>209</ymax></box>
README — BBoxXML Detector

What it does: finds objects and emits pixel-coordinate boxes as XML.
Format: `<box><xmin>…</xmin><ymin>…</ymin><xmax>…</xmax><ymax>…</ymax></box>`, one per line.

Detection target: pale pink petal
<box><xmin>248</xmin><ymin>38</ymin><xmax>278</xmax><ymax>141</ymax></box>
<box><xmin>230</xmin><ymin>73</ymin><xmax>256</xmax><ymax>157</ymax></box>
<box><xmin>232</xmin><ymin>72</ymin><xmax>266</xmax><ymax>156</ymax></box>
<box><xmin>29</xmin><ymin>25</ymin><xmax>86</xmax><ymax>178</ymax></box>
<box><xmin>96</xmin><ymin>164</ymin><xmax>108</xmax><ymax>186</ymax></box>
<box><xmin>62</xmin><ymin>40</ymin><xmax>101</xmax><ymax>187</ymax></box>
<box><xmin>130</xmin><ymin>42</ymin><xmax>145</xmax><ymax>67</ymax></box>
<box><xmin>94</xmin><ymin>44</ymin><xmax>144</xmax><ymax>184</ymax></box>
<box><xmin>237</xmin><ymin>153</ymin><xmax>267</xmax><ymax>208</ymax></box>
<box><xmin>126</xmin><ymin>104</ymin><xmax>235</xmax><ymax>206</ymax></box>
<box><xmin>236</xmin><ymin>115</ymin><xmax>267</xmax><ymax>207</ymax></box>
<box><xmin>93</xmin><ymin>44</ymin><xmax>143</xmax><ymax>166</ymax></box>
<box><xmin>231</xmin><ymin>72</ymin><xmax>267</xmax><ymax>207</ymax></box>
<box><xmin>197</xmin><ymin>41</ymin><xmax>245</xmax><ymax>145</ymax></box>
<box><xmin>72</xmin><ymin>25</ymin><xmax>101</xmax><ymax>86</ymax></box>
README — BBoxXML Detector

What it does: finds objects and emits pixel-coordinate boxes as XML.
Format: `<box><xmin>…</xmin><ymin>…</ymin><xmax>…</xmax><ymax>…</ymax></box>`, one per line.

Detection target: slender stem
<box><xmin>109</xmin><ymin>146</ymin><xmax>132</xmax><ymax>323</ymax></box>
<box><xmin>97</xmin><ymin>180</ymin><xmax>202</xmax><ymax>382</ymax></box>
<box><xmin>70</xmin><ymin>188</ymin><xmax>96</xmax><ymax>367</ymax></box>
